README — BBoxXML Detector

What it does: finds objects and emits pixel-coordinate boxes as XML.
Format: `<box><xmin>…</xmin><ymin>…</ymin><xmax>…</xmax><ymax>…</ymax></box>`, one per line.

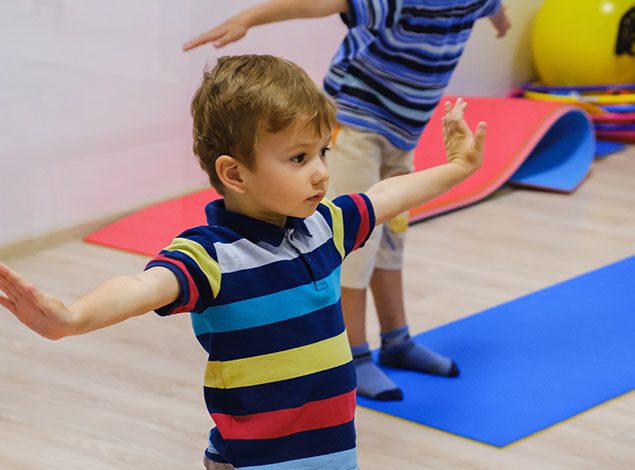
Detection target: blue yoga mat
<box><xmin>358</xmin><ymin>256</ymin><xmax>635</xmax><ymax>447</ymax></box>
<box><xmin>595</xmin><ymin>140</ymin><xmax>627</xmax><ymax>159</ymax></box>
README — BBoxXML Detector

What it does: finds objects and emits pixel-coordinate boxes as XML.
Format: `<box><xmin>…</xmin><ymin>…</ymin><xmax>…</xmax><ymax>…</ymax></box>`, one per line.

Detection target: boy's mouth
<box><xmin>307</xmin><ymin>192</ymin><xmax>325</xmax><ymax>202</ymax></box>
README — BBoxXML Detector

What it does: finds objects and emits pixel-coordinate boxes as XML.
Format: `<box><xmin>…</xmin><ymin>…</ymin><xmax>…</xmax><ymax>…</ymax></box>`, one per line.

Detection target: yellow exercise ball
<box><xmin>532</xmin><ymin>0</ymin><xmax>635</xmax><ymax>86</ymax></box>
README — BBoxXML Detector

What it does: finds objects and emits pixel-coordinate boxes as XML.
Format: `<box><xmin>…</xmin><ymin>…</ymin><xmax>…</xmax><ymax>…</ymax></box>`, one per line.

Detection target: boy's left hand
<box><xmin>442</xmin><ymin>98</ymin><xmax>487</xmax><ymax>176</ymax></box>
<box><xmin>489</xmin><ymin>5</ymin><xmax>511</xmax><ymax>38</ymax></box>
<box><xmin>0</xmin><ymin>262</ymin><xmax>75</xmax><ymax>339</ymax></box>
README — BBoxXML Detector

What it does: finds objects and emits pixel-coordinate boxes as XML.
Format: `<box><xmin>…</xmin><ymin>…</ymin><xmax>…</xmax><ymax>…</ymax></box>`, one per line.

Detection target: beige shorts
<box><xmin>326</xmin><ymin>125</ymin><xmax>414</xmax><ymax>289</ymax></box>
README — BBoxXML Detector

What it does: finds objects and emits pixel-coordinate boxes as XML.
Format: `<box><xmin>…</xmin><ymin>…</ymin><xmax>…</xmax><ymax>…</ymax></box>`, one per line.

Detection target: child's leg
<box><xmin>372</xmin><ymin>269</ymin><xmax>458</xmax><ymax>377</ymax></box>
<box><xmin>370</xmin><ymin>267</ymin><xmax>406</xmax><ymax>332</ymax></box>
<box><xmin>203</xmin><ymin>457</ymin><xmax>235</xmax><ymax>469</ymax></box>
<box><xmin>373</xmin><ymin>150</ymin><xmax>459</xmax><ymax>377</ymax></box>
<box><xmin>327</xmin><ymin>125</ymin><xmax>402</xmax><ymax>401</ymax></box>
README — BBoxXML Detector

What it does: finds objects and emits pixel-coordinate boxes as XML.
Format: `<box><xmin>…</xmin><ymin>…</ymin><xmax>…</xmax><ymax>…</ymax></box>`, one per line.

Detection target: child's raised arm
<box><xmin>182</xmin><ymin>0</ymin><xmax>349</xmax><ymax>51</ymax></box>
<box><xmin>366</xmin><ymin>98</ymin><xmax>487</xmax><ymax>226</ymax></box>
<box><xmin>0</xmin><ymin>263</ymin><xmax>179</xmax><ymax>340</ymax></box>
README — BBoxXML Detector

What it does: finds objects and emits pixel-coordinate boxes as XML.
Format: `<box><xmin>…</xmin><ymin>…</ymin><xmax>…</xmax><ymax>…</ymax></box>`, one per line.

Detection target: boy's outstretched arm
<box><xmin>182</xmin><ymin>0</ymin><xmax>349</xmax><ymax>51</ymax></box>
<box><xmin>366</xmin><ymin>98</ymin><xmax>487</xmax><ymax>226</ymax></box>
<box><xmin>0</xmin><ymin>263</ymin><xmax>179</xmax><ymax>340</ymax></box>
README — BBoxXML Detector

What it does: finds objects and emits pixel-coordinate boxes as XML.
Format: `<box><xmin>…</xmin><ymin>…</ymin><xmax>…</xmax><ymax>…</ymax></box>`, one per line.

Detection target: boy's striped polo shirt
<box><xmin>324</xmin><ymin>0</ymin><xmax>501</xmax><ymax>150</ymax></box>
<box><xmin>145</xmin><ymin>194</ymin><xmax>375</xmax><ymax>469</ymax></box>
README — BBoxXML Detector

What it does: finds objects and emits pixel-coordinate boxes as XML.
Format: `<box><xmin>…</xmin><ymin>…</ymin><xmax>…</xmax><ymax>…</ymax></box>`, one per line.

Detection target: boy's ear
<box><xmin>215</xmin><ymin>155</ymin><xmax>247</xmax><ymax>194</ymax></box>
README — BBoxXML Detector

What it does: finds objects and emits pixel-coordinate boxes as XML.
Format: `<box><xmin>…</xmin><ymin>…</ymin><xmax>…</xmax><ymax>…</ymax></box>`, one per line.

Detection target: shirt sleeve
<box><xmin>144</xmin><ymin>227</ymin><xmax>221</xmax><ymax>316</ymax></box>
<box><xmin>340</xmin><ymin>0</ymin><xmax>400</xmax><ymax>30</ymax></box>
<box><xmin>479</xmin><ymin>0</ymin><xmax>502</xmax><ymax>18</ymax></box>
<box><xmin>320</xmin><ymin>193</ymin><xmax>376</xmax><ymax>260</ymax></box>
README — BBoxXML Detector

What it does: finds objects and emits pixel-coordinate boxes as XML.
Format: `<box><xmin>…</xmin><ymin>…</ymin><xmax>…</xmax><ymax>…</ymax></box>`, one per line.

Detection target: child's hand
<box><xmin>0</xmin><ymin>262</ymin><xmax>74</xmax><ymax>340</ymax></box>
<box><xmin>183</xmin><ymin>16</ymin><xmax>248</xmax><ymax>51</ymax></box>
<box><xmin>442</xmin><ymin>98</ymin><xmax>487</xmax><ymax>176</ymax></box>
<box><xmin>488</xmin><ymin>5</ymin><xmax>510</xmax><ymax>38</ymax></box>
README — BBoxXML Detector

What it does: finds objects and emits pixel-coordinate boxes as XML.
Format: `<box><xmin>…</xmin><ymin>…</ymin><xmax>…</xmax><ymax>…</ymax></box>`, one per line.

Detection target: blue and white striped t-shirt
<box><xmin>324</xmin><ymin>0</ymin><xmax>501</xmax><ymax>150</ymax></box>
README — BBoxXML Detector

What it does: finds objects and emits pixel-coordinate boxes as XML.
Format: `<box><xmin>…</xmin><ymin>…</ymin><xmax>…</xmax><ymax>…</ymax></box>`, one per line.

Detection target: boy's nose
<box><xmin>311</xmin><ymin>157</ymin><xmax>329</xmax><ymax>184</ymax></box>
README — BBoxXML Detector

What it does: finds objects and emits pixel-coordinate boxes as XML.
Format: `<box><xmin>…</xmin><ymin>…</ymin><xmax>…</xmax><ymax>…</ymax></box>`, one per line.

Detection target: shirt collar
<box><xmin>205</xmin><ymin>199</ymin><xmax>311</xmax><ymax>246</ymax></box>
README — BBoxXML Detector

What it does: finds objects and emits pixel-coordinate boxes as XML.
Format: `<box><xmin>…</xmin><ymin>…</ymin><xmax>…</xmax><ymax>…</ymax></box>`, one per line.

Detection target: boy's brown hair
<box><xmin>191</xmin><ymin>55</ymin><xmax>336</xmax><ymax>193</ymax></box>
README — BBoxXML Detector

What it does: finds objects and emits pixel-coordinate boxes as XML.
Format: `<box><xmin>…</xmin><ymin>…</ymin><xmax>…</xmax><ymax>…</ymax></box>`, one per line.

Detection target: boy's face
<box><xmin>241</xmin><ymin>117</ymin><xmax>331</xmax><ymax>226</ymax></box>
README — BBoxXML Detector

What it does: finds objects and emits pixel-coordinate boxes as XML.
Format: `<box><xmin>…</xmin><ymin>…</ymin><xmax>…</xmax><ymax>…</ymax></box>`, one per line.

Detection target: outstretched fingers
<box><xmin>215</xmin><ymin>29</ymin><xmax>245</xmax><ymax>48</ymax></box>
<box><xmin>473</xmin><ymin>121</ymin><xmax>487</xmax><ymax>154</ymax></box>
<box><xmin>448</xmin><ymin>97</ymin><xmax>466</xmax><ymax>117</ymax></box>
<box><xmin>182</xmin><ymin>27</ymin><xmax>228</xmax><ymax>51</ymax></box>
<box><xmin>0</xmin><ymin>264</ymin><xmax>24</xmax><ymax>303</ymax></box>
<box><xmin>443</xmin><ymin>98</ymin><xmax>469</xmax><ymax>133</ymax></box>
<box><xmin>0</xmin><ymin>265</ymin><xmax>24</xmax><ymax>316</ymax></box>
<box><xmin>443</xmin><ymin>98</ymin><xmax>486</xmax><ymax>141</ymax></box>
<box><xmin>183</xmin><ymin>18</ymin><xmax>248</xmax><ymax>51</ymax></box>
<box><xmin>440</xmin><ymin>98</ymin><xmax>488</xmax><ymax>173</ymax></box>
<box><xmin>0</xmin><ymin>263</ymin><xmax>43</xmax><ymax>318</ymax></box>
<box><xmin>442</xmin><ymin>102</ymin><xmax>450</xmax><ymax>147</ymax></box>
<box><xmin>0</xmin><ymin>263</ymin><xmax>32</xmax><ymax>297</ymax></box>
<box><xmin>0</xmin><ymin>275</ymin><xmax>17</xmax><ymax>301</ymax></box>
<box><xmin>0</xmin><ymin>294</ymin><xmax>16</xmax><ymax>314</ymax></box>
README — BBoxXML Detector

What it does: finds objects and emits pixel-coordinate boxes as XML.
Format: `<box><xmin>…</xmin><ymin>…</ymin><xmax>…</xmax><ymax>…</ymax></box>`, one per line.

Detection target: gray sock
<box><xmin>379</xmin><ymin>325</ymin><xmax>459</xmax><ymax>377</ymax></box>
<box><xmin>352</xmin><ymin>342</ymin><xmax>403</xmax><ymax>401</ymax></box>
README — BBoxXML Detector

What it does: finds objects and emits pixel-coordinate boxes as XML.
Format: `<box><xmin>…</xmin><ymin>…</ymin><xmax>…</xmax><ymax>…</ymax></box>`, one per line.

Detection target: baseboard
<box><xmin>0</xmin><ymin>215</ymin><xmax>124</xmax><ymax>260</ymax></box>
<box><xmin>0</xmin><ymin>185</ymin><xmax>209</xmax><ymax>261</ymax></box>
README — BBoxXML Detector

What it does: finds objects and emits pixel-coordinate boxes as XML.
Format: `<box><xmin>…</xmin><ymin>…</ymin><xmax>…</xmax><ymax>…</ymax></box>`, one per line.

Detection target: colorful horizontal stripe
<box><xmin>212</xmin><ymin>390</ymin><xmax>356</xmax><ymax>440</ymax></box>
<box><xmin>204</xmin><ymin>331</ymin><xmax>352</xmax><ymax>389</ymax></box>
<box><xmin>192</xmin><ymin>268</ymin><xmax>341</xmax><ymax>334</ymax></box>
<box><xmin>204</xmin><ymin>363</ymin><xmax>357</xmax><ymax>415</ymax></box>
<box><xmin>208</xmin><ymin>422</ymin><xmax>357</xmax><ymax>469</ymax></box>
<box><xmin>209</xmin><ymin>247</ymin><xmax>343</xmax><ymax>305</ymax></box>
<box><xmin>214</xmin><ymin>213</ymin><xmax>333</xmax><ymax>274</ymax></box>
<box><xmin>240</xmin><ymin>447</ymin><xmax>358</xmax><ymax>470</ymax></box>
<box><xmin>196</xmin><ymin>303</ymin><xmax>345</xmax><ymax>362</ymax></box>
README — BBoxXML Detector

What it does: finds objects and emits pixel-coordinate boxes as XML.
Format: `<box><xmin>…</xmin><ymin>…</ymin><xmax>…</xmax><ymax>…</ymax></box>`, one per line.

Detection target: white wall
<box><xmin>0</xmin><ymin>1</ymin><xmax>541</xmax><ymax>247</ymax></box>
<box><xmin>447</xmin><ymin>1</ymin><xmax>542</xmax><ymax>96</ymax></box>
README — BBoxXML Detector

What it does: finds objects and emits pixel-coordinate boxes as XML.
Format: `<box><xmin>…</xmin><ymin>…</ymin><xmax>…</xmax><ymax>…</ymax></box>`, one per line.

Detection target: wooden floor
<box><xmin>1</xmin><ymin>146</ymin><xmax>634</xmax><ymax>469</ymax></box>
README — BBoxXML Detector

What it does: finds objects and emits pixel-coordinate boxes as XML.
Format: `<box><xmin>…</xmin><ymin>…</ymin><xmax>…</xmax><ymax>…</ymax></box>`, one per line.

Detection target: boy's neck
<box><xmin>223</xmin><ymin>193</ymin><xmax>287</xmax><ymax>228</ymax></box>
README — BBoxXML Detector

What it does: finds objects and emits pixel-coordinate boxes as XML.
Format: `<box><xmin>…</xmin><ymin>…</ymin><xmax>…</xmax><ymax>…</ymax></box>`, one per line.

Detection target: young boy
<box><xmin>0</xmin><ymin>55</ymin><xmax>485</xmax><ymax>469</ymax></box>
<box><xmin>183</xmin><ymin>0</ymin><xmax>509</xmax><ymax>401</ymax></box>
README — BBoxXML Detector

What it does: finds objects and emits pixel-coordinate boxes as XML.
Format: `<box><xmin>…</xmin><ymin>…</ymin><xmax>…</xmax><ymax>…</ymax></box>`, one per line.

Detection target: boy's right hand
<box><xmin>182</xmin><ymin>16</ymin><xmax>248</xmax><ymax>51</ymax></box>
<box><xmin>0</xmin><ymin>262</ymin><xmax>74</xmax><ymax>340</ymax></box>
<box><xmin>442</xmin><ymin>98</ymin><xmax>487</xmax><ymax>176</ymax></box>
<box><xmin>182</xmin><ymin>0</ymin><xmax>349</xmax><ymax>51</ymax></box>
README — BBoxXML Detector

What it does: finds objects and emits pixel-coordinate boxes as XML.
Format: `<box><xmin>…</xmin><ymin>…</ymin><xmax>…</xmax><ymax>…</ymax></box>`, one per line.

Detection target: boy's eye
<box><xmin>319</xmin><ymin>146</ymin><xmax>330</xmax><ymax>157</ymax></box>
<box><xmin>291</xmin><ymin>153</ymin><xmax>306</xmax><ymax>164</ymax></box>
